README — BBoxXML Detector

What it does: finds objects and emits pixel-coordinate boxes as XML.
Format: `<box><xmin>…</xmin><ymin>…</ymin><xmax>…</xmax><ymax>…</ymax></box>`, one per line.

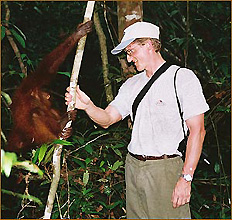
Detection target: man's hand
<box><xmin>65</xmin><ymin>85</ymin><xmax>122</xmax><ymax>129</ymax></box>
<box><xmin>171</xmin><ymin>177</ymin><xmax>191</xmax><ymax>208</ymax></box>
<box><xmin>65</xmin><ymin>86</ymin><xmax>92</xmax><ymax>110</ymax></box>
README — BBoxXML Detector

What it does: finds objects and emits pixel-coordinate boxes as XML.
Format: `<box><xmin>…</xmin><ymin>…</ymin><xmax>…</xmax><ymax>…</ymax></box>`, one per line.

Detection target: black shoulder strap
<box><xmin>174</xmin><ymin>67</ymin><xmax>188</xmax><ymax>145</ymax></box>
<box><xmin>174</xmin><ymin>67</ymin><xmax>210</xmax><ymax>163</ymax></box>
<box><xmin>132</xmin><ymin>62</ymin><xmax>171</xmax><ymax>123</ymax></box>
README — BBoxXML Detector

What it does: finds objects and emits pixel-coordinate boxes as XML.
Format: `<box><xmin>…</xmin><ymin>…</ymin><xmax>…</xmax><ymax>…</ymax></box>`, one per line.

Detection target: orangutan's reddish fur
<box><xmin>7</xmin><ymin>21</ymin><xmax>92</xmax><ymax>152</ymax></box>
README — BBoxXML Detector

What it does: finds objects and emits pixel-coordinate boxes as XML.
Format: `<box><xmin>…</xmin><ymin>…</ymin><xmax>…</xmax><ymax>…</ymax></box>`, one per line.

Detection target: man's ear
<box><xmin>146</xmin><ymin>39</ymin><xmax>154</xmax><ymax>50</ymax></box>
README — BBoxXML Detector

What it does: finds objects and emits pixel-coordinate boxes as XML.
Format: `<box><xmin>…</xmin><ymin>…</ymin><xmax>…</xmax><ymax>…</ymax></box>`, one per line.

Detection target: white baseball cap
<box><xmin>111</xmin><ymin>21</ymin><xmax>160</xmax><ymax>55</ymax></box>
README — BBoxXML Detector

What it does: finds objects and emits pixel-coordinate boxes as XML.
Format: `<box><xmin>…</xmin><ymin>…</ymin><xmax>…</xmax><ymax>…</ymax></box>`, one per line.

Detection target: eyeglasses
<box><xmin>124</xmin><ymin>44</ymin><xmax>141</xmax><ymax>56</ymax></box>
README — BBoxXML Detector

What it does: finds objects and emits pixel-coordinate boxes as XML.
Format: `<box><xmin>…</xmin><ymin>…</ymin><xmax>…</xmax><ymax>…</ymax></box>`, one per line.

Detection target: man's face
<box><xmin>124</xmin><ymin>41</ymin><xmax>148</xmax><ymax>72</ymax></box>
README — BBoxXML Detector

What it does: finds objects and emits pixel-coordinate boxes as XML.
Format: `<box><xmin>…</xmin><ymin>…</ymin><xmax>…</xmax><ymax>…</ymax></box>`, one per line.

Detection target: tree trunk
<box><xmin>43</xmin><ymin>144</ymin><xmax>62</xmax><ymax>219</ymax></box>
<box><xmin>117</xmin><ymin>1</ymin><xmax>143</xmax><ymax>41</ymax></box>
<box><xmin>94</xmin><ymin>11</ymin><xmax>114</xmax><ymax>103</ymax></box>
<box><xmin>4</xmin><ymin>2</ymin><xmax>27</xmax><ymax>77</ymax></box>
<box><xmin>117</xmin><ymin>2</ymin><xmax>143</xmax><ymax>129</ymax></box>
<box><xmin>117</xmin><ymin>1</ymin><xmax>143</xmax><ymax>79</ymax></box>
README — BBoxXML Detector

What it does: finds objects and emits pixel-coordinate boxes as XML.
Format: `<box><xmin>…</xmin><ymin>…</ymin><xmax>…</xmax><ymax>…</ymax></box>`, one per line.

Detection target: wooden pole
<box><xmin>43</xmin><ymin>2</ymin><xmax>95</xmax><ymax>219</ymax></box>
<box><xmin>68</xmin><ymin>1</ymin><xmax>95</xmax><ymax>112</ymax></box>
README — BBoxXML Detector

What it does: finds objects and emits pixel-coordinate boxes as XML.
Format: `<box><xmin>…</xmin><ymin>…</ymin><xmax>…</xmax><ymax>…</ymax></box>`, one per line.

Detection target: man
<box><xmin>65</xmin><ymin>21</ymin><xmax>209</xmax><ymax>219</ymax></box>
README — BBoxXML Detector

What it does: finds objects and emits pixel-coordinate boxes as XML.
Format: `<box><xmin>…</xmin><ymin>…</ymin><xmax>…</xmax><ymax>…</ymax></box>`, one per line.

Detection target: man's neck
<box><xmin>145</xmin><ymin>53</ymin><xmax>166</xmax><ymax>78</ymax></box>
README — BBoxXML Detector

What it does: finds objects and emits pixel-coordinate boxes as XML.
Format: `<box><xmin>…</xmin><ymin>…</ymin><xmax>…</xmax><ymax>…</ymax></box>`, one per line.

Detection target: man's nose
<box><xmin>127</xmin><ymin>54</ymin><xmax>133</xmax><ymax>63</ymax></box>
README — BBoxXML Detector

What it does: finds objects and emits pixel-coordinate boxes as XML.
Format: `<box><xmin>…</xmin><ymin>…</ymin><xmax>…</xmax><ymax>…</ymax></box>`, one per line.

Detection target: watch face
<box><xmin>184</xmin><ymin>174</ymin><xmax>192</xmax><ymax>181</ymax></box>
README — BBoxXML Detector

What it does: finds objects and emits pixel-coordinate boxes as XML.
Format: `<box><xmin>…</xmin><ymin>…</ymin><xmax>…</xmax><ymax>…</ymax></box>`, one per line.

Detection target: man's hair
<box><xmin>133</xmin><ymin>38</ymin><xmax>161</xmax><ymax>52</ymax></box>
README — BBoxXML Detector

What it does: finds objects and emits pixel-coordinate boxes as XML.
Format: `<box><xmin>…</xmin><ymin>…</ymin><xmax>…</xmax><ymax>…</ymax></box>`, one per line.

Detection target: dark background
<box><xmin>1</xmin><ymin>1</ymin><xmax>231</xmax><ymax>219</ymax></box>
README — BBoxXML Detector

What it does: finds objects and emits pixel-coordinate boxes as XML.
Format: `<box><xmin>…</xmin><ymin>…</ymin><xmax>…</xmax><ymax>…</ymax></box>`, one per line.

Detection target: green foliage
<box><xmin>1</xmin><ymin>149</ymin><xmax>43</xmax><ymax>177</ymax></box>
<box><xmin>1</xmin><ymin>1</ymin><xmax>230</xmax><ymax>219</ymax></box>
<box><xmin>1</xmin><ymin>150</ymin><xmax>17</xmax><ymax>177</ymax></box>
<box><xmin>1</xmin><ymin>91</ymin><xmax>12</xmax><ymax>105</ymax></box>
<box><xmin>11</xmin><ymin>28</ymin><xmax>26</xmax><ymax>48</ymax></box>
<box><xmin>57</xmin><ymin>71</ymin><xmax>71</xmax><ymax>77</ymax></box>
<box><xmin>1</xmin><ymin>25</ymin><xmax>6</xmax><ymax>39</ymax></box>
<box><xmin>52</xmin><ymin>127</ymin><xmax>127</xmax><ymax>219</ymax></box>
<box><xmin>2</xmin><ymin>189</ymin><xmax>42</xmax><ymax>206</ymax></box>
<box><xmin>1</xmin><ymin>149</ymin><xmax>43</xmax><ymax>217</ymax></box>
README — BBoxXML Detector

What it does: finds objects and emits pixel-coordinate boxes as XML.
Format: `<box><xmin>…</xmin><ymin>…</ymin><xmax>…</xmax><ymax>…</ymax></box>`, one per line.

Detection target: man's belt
<box><xmin>129</xmin><ymin>152</ymin><xmax>179</xmax><ymax>161</ymax></box>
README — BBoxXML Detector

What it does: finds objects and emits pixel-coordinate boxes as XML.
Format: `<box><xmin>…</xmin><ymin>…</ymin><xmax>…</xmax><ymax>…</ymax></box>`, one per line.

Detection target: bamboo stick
<box><xmin>43</xmin><ymin>2</ymin><xmax>95</xmax><ymax>219</ymax></box>
<box><xmin>68</xmin><ymin>1</ymin><xmax>95</xmax><ymax>111</ymax></box>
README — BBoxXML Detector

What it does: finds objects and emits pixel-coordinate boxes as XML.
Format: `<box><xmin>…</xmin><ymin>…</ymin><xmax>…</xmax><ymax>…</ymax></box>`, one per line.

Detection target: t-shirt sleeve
<box><xmin>177</xmin><ymin>68</ymin><xmax>210</xmax><ymax>120</ymax></box>
<box><xmin>109</xmin><ymin>81</ymin><xmax>131</xmax><ymax>119</ymax></box>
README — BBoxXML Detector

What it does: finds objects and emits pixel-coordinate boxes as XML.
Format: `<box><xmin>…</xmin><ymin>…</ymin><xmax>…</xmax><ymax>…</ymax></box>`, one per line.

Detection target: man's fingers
<box><xmin>172</xmin><ymin>178</ymin><xmax>192</xmax><ymax>208</ymax></box>
<box><xmin>173</xmin><ymin>197</ymin><xmax>183</xmax><ymax>208</ymax></box>
<box><xmin>172</xmin><ymin>190</ymin><xmax>190</xmax><ymax>208</ymax></box>
<box><xmin>172</xmin><ymin>193</ymin><xmax>178</xmax><ymax>208</ymax></box>
<box><xmin>172</xmin><ymin>195</ymin><xmax>191</xmax><ymax>208</ymax></box>
<box><xmin>76</xmin><ymin>85</ymin><xmax>80</xmax><ymax>93</ymax></box>
<box><xmin>65</xmin><ymin>91</ymin><xmax>73</xmax><ymax>106</ymax></box>
<box><xmin>177</xmin><ymin>197</ymin><xmax>184</xmax><ymax>208</ymax></box>
<box><xmin>186</xmin><ymin>194</ymin><xmax>191</xmax><ymax>204</ymax></box>
<box><xmin>65</xmin><ymin>92</ymin><xmax>71</xmax><ymax>99</ymax></box>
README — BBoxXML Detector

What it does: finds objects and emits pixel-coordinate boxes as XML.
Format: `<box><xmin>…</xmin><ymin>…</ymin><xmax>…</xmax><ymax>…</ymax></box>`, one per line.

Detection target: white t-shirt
<box><xmin>110</xmin><ymin>65</ymin><xmax>209</xmax><ymax>156</ymax></box>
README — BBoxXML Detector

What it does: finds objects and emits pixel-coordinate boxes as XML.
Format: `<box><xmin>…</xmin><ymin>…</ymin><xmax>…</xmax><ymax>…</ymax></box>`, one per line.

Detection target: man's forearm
<box><xmin>85</xmin><ymin>101</ymin><xmax>121</xmax><ymax>129</ymax></box>
<box><xmin>182</xmin><ymin>124</ymin><xmax>206</xmax><ymax>176</ymax></box>
<box><xmin>172</xmin><ymin>120</ymin><xmax>205</xmax><ymax>208</ymax></box>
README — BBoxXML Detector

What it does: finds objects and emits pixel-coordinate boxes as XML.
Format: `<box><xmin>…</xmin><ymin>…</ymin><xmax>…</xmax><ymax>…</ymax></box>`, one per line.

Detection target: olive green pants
<box><xmin>125</xmin><ymin>153</ymin><xmax>191</xmax><ymax>219</ymax></box>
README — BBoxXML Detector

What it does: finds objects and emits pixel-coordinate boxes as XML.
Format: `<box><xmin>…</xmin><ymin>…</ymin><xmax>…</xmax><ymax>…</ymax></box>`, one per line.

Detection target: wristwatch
<box><xmin>181</xmin><ymin>174</ymin><xmax>193</xmax><ymax>182</ymax></box>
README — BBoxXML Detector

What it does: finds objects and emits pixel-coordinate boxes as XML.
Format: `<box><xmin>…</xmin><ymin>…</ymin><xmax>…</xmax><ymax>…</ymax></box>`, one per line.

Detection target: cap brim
<box><xmin>111</xmin><ymin>38</ymin><xmax>135</xmax><ymax>55</ymax></box>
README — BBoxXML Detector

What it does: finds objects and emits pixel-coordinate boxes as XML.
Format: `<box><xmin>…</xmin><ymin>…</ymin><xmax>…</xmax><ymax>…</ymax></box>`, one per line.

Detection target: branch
<box><xmin>63</xmin><ymin>155</ymin><xmax>70</xmax><ymax>219</ymax></box>
<box><xmin>69</xmin><ymin>132</ymin><xmax>109</xmax><ymax>155</ymax></box>
<box><xmin>43</xmin><ymin>144</ymin><xmax>63</xmax><ymax>219</ymax></box>
<box><xmin>210</xmin><ymin>115</ymin><xmax>231</xmax><ymax>202</ymax></box>
<box><xmin>94</xmin><ymin>10</ymin><xmax>114</xmax><ymax>103</ymax></box>
<box><xmin>43</xmin><ymin>2</ymin><xmax>95</xmax><ymax>219</ymax></box>
<box><xmin>67</xmin><ymin>1</ymin><xmax>96</xmax><ymax>111</ymax></box>
<box><xmin>3</xmin><ymin>2</ymin><xmax>27</xmax><ymax>77</ymax></box>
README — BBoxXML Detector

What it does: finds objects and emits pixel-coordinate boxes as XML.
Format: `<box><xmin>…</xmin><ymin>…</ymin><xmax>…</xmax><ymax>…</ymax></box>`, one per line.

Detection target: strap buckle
<box><xmin>142</xmin><ymin>154</ymin><xmax>147</xmax><ymax>161</ymax></box>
